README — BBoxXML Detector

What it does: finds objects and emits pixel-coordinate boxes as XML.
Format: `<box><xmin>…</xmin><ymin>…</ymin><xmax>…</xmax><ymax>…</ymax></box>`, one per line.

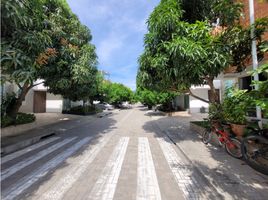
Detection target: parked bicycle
<box><xmin>241</xmin><ymin>120</ymin><xmax>268</xmax><ymax>175</ymax></box>
<box><xmin>202</xmin><ymin>119</ymin><xmax>242</xmax><ymax>159</ymax></box>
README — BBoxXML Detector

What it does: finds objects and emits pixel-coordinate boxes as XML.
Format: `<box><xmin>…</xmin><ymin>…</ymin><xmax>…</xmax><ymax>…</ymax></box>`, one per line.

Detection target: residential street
<box><xmin>1</xmin><ymin>105</ymin><xmax>268</xmax><ymax>200</ymax></box>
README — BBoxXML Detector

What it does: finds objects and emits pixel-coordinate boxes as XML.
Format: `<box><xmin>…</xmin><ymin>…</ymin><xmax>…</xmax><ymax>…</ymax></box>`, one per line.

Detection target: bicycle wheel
<box><xmin>241</xmin><ymin>135</ymin><xmax>268</xmax><ymax>175</ymax></box>
<box><xmin>225</xmin><ymin>138</ymin><xmax>242</xmax><ymax>159</ymax></box>
<box><xmin>202</xmin><ymin>130</ymin><xmax>212</xmax><ymax>144</ymax></box>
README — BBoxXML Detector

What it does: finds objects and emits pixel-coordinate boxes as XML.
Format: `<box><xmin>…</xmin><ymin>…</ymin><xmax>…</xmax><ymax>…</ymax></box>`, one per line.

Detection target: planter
<box><xmin>230</xmin><ymin>124</ymin><xmax>246</xmax><ymax>137</ymax></box>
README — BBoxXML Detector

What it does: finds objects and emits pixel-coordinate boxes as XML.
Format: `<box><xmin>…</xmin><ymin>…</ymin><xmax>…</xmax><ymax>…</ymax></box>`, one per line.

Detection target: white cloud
<box><xmin>97</xmin><ymin>33</ymin><xmax>126</xmax><ymax>65</ymax></box>
<box><xmin>67</xmin><ymin>0</ymin><xmax>159</xmax><ymax>89</ymax></box>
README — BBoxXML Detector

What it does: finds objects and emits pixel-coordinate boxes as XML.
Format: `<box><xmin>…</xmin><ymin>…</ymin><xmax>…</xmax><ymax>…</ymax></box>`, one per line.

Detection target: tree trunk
<box><xmin>207</xmin><ymin>78</ymin><xmax>219</xmax><ymax>104</ymax></box>
<box><xmin>89</xmin><ymin>99</ymin><xmax>94</xmax><ymax>106</ymax></box>
<box><xmin>7</xmin><ymin>83</ymin><xmax>31</xmax><ymax>119</ymax></box>
<box><xmin>82</xmin><ymin>100</ymin><xmax>86</xmax><ymax>107</ymax></box>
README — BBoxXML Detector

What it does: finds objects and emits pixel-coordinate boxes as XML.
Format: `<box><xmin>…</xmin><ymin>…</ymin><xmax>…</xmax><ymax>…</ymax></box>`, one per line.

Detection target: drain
<box><xmin>40</xmin><ymin>133</ymin><xmax>56</xmax><ymax>140</ymax></box>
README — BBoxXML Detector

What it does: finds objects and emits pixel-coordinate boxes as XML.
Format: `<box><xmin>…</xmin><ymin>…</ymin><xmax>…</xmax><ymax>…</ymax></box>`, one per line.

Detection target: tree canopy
<box><xmin>136</xmin><ymin>87</ymin><xmax>177</xmax><ymax>110</ymax></box>
<box><xmin>1</xmin><ymin>0</ymin><xmax>98</xmax><ymax>117</ymax></box>
<box><xmin>137</xmin><ymin>0</ymin><xmax>268</xmax><ymax>103</ymax></box>
<box><xmin>101</xmin><ymin>82</ymin><xmax>134</xmax><ymax>105</ymax></box>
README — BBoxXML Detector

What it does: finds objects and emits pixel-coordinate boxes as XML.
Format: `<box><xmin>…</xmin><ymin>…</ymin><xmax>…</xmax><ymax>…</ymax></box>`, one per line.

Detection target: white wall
<box><xmin>174</xmin><ymin>95</ymin><xmax>185</xmax><ymax>111</ymax></box>
<box><xmin>189</xmin><ymin>86</ymin><xmax>209</xmax><ymax>113</ymax></box>
<box><xmin>2</xmin><ymin>82</ymin><xmax>34</xmax><ymax>113</ymax></box>
<box><xmin>46</xmin><ymin>93</ymin><xmax>63</xmax><ymax>113</ymax></box>
<box><xmin>71</xmin><ymin>100</ymin><xmax>84</xmax><ymax>107</ymax></box>
<box><xmin>20</xmin><ymin>89</ymin><xmax>34</xmax><ymax>113</ymax></box>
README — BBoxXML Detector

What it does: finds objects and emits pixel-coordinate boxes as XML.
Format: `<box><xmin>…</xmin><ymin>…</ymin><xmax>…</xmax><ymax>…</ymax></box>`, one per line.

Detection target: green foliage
<box><xmin>15</xmin><ymin>112</ymin><xmax>36</xmax><ymax>125</ymax></box>
<box><xmin>136</xmin><ymin>88</ymin><xmax>158</xmax><ymax>108</ymax></box>
<box><xmin>96</xmin><ymin>81</ymin><xmax>134</xmax><ymax>105</ymax></box>
<box><xmin>1</xmin><ymin>0</ymin><xmax>98</xmax><ymax>117</ymax></box>
<box><xmin>103</xmin><ymin>83</ymin><xmax>134</xmax><ymax>105</ymax></box>
<box><xmin>1</xmin><ymin>92</ymin><xmax>16</xmax><ymax>116</ymax></box>
<box><xmin>222</xmin><ymin>88</ymin><xmax>253</xmax><ymax>124</ymax></box>
<box><xmin>248</xmin><ymin>63</ymin><xmax>268</xmax><ymax>118</ymax></box>
<box><xmin>208</xmin><ymin>103</ymin><xmax>223</xmax><ymax>121</ymax></box>
<box><xmin>1</xmin><ymin>113</ymin><xmax>36</xmax><ymax>127</ymax></box>
<box><xmin>137</xmin><ymin>0</ymin><xmax>267</xmax><ymax>103</ymax></box>
<box><xmin>63</xmin><ymin>105</ymin><xmax>98</xmax><ymax>115</ymax></box>
<box><xmin>1</xmin><ymin>0</ymin><xmax>51</xmax><ymax>86</ymax></box>
<box><xmin>181</xmin><ymin>0</ymin><xmax>243</xmax><ymax>25</ymax></box>
<box><xmin>136</xmin><ymin>88</ymin><xmax>177</xmax><ymax>109</ymax></box>
<box><xmin>1</xmin><ymin>115</ymin><xmax>13</xmax><ymax>127</ymax></box>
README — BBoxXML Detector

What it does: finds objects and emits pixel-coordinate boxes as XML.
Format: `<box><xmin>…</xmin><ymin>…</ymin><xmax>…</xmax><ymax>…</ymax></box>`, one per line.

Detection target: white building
<box><xmin>1</xmin><ymin>80</ymin><xmax>83</xmax><ymax>113</ymax></box>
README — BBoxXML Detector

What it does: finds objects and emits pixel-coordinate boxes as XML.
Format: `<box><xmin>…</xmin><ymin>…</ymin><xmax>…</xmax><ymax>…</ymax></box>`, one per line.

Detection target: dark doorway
<box><xmin>34</xmin><ymin>91</ymin><xmax>46</xmax><ymax>113</ymax></box>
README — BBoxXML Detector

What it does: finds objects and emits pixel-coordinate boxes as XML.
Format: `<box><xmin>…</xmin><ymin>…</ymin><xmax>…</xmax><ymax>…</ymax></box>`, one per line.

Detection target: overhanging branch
<box><xmin>188</xmin><ymin>89</ymin><xmax>209</xmax><ymax>103</ymax></box>
<box><xmin>30</xmin><ymin>81</ymin><xmax>45</xmax><ymax>88</ymax></box>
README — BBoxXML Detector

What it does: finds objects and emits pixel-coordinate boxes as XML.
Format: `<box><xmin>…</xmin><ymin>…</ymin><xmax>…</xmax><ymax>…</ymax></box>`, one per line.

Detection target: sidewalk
<box><xmin>1</xmin><ymin>111</ymin><xmax>112</xmax><ymax>155</ymax></box>
<box><xmin>152</xmin><ymin>112</ymin><xmax>268</xmax><ymax>200</ymax></box>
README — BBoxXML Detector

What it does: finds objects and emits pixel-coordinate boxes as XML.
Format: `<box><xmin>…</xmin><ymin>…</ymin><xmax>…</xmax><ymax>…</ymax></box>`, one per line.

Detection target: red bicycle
<box><xmin>202</xmin><ymin>120</ymin><xmax>242</xmax><ymax>159</ymax></box>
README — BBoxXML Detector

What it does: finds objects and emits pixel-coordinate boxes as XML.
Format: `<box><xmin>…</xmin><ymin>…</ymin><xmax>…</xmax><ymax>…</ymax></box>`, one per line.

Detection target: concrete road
<box><xmin>1</xmin><ymin>106</ymin><xmax>220</xmax><ymax>200</ymax></box>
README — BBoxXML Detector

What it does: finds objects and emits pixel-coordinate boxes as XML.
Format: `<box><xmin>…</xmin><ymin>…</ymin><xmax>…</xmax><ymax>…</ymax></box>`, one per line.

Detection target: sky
<box><xmin>67</xmin><ymin>0</ymin><xmax>160</xmax><ymax>90</ymax></box>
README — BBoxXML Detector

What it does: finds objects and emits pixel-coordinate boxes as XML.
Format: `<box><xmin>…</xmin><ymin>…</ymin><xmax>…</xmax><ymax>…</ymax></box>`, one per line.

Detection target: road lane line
<box><xmin>157</xmin><ymin>137</ymin><xmax>201</xmax><ymax>199</ymax></box>
<box><xmin>89</xmin><ymin>137</ymin><xmax>129</xmax><ymax>200</ymax></box>
<box><xmin>137</xmin><ymin>137</ymin><xmax>161</xmax><ymax>200</ymax></box>
<box><xmin>1</xmin><ymin>137</ymin><xmax>76</xmax><ymax>181</ymax></box>
<box><xmin>1</xmin><ymin>137</ymin><xmax>60</xmax><ymax>164</ymax></box>
<box><xmin>40</xmin><ymin>135</ymin><xmax>112</xmax><ymax>200</ymax></box>
<box><xmin>1</xmin><ymin>137</ymin><xmax>92</xmax><ymax>200</ymax></box>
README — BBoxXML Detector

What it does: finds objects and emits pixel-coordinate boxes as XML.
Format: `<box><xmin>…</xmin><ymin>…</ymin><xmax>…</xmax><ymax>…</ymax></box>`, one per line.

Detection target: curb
<box><xmin>1</xmin><ymin>112</ymin><xmax>113</xmax><ymax>156</ymax></box>
<box><xmin>162</xmin><ymin>129</ymin><xmax>223</xmax><ymax>199</ymax></box>
<box><xmin>97</xmin><ymin>111</ymin><xmax>112</xmax><ymax>118</ymax></box>
<box><xmin>1</xmin><ymin>131</ymin><xmax>56</xmax><ymax>156</ymax></box>
<box><xmin>189</xmin><ymin>122</ymin><xmax>220</xmax><ymax>146</ymax></box>
<box><xmin>152</xmin><ymin>120</ymin><xmax>223</xmax><ymax>199</ymax></box>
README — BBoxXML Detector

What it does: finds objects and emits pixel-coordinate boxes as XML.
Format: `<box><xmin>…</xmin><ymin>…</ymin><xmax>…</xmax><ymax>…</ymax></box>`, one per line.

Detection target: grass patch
<box><xmin>1</xmin><ymin>113</ymin><xmax>36</xmax><ymax>128</ymax></box>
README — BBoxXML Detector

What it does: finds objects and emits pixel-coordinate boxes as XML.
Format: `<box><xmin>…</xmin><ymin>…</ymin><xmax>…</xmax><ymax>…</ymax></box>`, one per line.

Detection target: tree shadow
<box><xmin>144</xmin><ymin>110</ymin><xmax>166</xmax><ymax>116</ymax></box>
<box><xmin>1</xmin><ymin>112</ymin><xmax>119</xmax><ymax>200</ymax></box>
<box><xmin>142</xmin><ymin>114</ymin><xmax>268</xmax><ymax>199</ymax></box>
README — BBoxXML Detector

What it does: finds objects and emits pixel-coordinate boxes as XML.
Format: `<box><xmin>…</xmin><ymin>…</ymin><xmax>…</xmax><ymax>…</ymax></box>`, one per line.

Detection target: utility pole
<box><xmin>249</xmin><ymin>0</ymin><xmax>262</xmax><ymax>127</ymax></box>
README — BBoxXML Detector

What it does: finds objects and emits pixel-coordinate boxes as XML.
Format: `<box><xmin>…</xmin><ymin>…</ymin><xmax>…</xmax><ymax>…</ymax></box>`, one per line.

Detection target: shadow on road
<box><xmin>142</xmin><ymin>114</ymin><xmax>268</xmax><ymax>200</ymax></box>
<box><xmin>12</xmin><ymin>112</ymin><xmax>119</xmax><ymax>200</ymax></box>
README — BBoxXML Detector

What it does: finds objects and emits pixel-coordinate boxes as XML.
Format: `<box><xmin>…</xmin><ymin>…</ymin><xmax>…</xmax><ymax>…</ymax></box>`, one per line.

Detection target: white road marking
<box><xmin>137</xmin><ymin>137</ymin><xmax>161</xmax><ymax>200</ymax></box>
<box><xmin>157</xmin><ymin>137</ymin><xmax>198</xmax><ymax>199</ymax></box>
<box><xmin>1</xmin><ymin>137</ymin><xmax>60</xmax><ymax>164</ymax></box>
<box><xmin>1</xmin><ymin>137</ymin><xmax>92</xmax><ymax>200</ymax></box>
<box><xmin>1</xmin><ymin>137</ymin><xmax>76</xmax><ymax>182</ymax></box>
<box><xmin>89</xmin><ymin>137</ymin><xmax>129</xmax><ymax>200</ymax></box>
<box><xmin>40</xmin><ymin>135</ymin><xmax>112</xmax><ymax>200</ymax></box>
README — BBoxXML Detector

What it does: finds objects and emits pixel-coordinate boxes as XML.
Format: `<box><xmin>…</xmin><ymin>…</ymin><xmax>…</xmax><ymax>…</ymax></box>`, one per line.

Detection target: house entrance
<box><xmin>34</xmin><ymin>91</ymin><xmax>46</xmax><ymax>113</ymax></box>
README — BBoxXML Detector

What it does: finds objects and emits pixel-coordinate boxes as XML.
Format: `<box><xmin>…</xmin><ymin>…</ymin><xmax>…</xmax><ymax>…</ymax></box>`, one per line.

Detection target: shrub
<box><xmin>1</xmin><ymin>115</ymin><xmax>13</xmax><ymax>127</ymax></box>
<box><xmin>15</xmin><ymin>113</ymin><xmax>36</xmax><ymax>125</ymax></box>
<box><xmin>1</xmin><ymin>113</ymin><xmax>36</xmax><ymax>127</ymax></box>
<box><xmin>222</xmin><ymin>87</ymin><xmax>252</xmax><ymax>124</ymax></box>
<box><xmin>208</xmin><ymin>103</ymin><xmax>223</xmax><ymax>121</ymax></box>
<box><xmin>1</xmin><ymin>93</ymin><xmax>16</xmax><ymax>116</ymax></box>
<box><xmin>63</xmin><ymin>105</ymin><xmax>97</xmax><ymax>115</ymax></box>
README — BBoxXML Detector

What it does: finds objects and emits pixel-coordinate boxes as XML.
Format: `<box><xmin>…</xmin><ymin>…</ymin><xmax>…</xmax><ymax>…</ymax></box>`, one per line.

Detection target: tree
<box><xmin>103</xmin><ymin>83</ymin><xmax>134</xmax><ymax>105</ymax></box>
<box><xmin>136</xmin><ymin>87</ymin><xmax>177</xmax><ymax>110</ymax></box>
<box><xmin>1</xmin><ymin>0</ymin><xmax>98</xmax><ymax>118</ymax></box>
<box><xmin>137</xmin><ymin>0</ymin><xmax>267</xmax><ymax>103</ymax></box>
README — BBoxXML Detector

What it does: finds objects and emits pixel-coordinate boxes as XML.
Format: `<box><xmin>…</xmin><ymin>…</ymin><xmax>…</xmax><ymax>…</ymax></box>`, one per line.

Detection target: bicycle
<box><xmin>241</xmin><ymin>120</ymin><xmax>268</xmax><ymax>175</ymax></box>
<box><xmin>202</xmin><ymin>119</ymin><xmax>242</xmax><ymax>159</ymax></box>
